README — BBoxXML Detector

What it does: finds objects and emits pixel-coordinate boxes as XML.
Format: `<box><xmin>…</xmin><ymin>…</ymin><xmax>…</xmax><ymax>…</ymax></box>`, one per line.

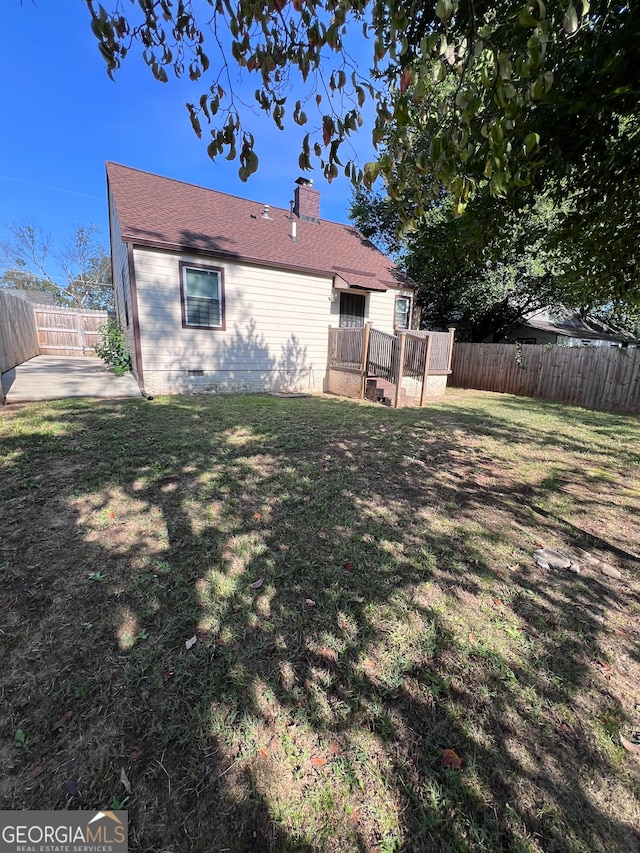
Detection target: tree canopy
<box><xmin>84</xmin><ymin>0</ymin><xmax>639</xmax><ymax>301</ymax></box>
<box><xmin>350</xmin><ymin>184</ymin><xmax>639</xmax><ymax>341</ymax></box>
<box><xmin>0</xmin><ymin>222</ymin><xmax>114</xmax><ymax>311</ymax></box>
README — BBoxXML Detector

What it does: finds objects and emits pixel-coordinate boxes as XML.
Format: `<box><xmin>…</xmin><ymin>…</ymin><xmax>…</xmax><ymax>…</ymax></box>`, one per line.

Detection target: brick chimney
<box><xmin>293</xmin><ymin>177</ymin><xmax>320</xmax><ymax>223</ymax></box>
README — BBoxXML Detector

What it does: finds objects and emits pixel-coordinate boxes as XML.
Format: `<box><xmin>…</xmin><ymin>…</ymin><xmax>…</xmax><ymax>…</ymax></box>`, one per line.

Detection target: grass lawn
<box><xmin>1</xmin><ymin>389</ymin><xmax>639</xmax><ymax>852</ymax></box>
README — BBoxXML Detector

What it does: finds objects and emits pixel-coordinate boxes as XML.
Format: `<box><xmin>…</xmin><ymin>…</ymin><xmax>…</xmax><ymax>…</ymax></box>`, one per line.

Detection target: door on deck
<box><xmin>339</xmin><ymin>292</ymin><xmax>366</xmax><ymax>328</ymax></box>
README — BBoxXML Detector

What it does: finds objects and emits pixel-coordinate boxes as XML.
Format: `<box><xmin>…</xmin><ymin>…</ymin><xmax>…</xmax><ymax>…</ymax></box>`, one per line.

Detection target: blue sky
<box><xmin>0</xmin><ymin>1</ymin><xmax>378</xmax><ymax>275</ymax></box>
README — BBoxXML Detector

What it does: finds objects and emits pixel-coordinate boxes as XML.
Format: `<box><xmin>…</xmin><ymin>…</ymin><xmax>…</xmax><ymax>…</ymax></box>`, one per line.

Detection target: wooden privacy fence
<box><xmin>34</xmin><ymin>305</ymin><xmax>108</xmax><ymax>356</ymax></box>
<box><xmin>450</xmin><ymin>343</ymin><xmax>640</xmax><ymax>413</ymax></box>
<box><xmin>0</xmin><ymin>290</ymin><xmax>40</xmax><ymax>373</ymax></box>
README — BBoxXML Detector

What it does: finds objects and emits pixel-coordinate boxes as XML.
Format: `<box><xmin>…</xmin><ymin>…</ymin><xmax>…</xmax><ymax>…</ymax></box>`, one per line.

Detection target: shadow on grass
<box><xmin>0</xmin><ymin>393</ymin><xmax>639</xmax><ymax>852</ymax></box>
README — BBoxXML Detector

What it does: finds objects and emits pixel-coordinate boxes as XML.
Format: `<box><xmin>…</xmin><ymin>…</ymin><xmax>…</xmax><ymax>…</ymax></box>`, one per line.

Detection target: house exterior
<box><xmin>106</xmin><ymin>162</ymin><xmax>416</xmax><ymax>396</ymax></box>
<box><xmin>510</xmin><ymin>306</ymin><xmax>639</xmax><ymax>348</ymax></box>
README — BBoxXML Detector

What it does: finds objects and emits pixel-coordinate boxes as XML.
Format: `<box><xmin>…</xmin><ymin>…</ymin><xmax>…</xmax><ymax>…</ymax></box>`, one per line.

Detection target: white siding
<box><xmin>108</xmin><ymin>193</ymin><xmax>137</xmax><ymax>376</ymax></box>
<box><xmin>366</xmin><ymin>286</ymin><xmax>413</xmax><ymax>331</ymax></box>
<box><xmin>132</xmin><ymin>246</ymin><xmax>414</xmax><ymax>395</ymax></box>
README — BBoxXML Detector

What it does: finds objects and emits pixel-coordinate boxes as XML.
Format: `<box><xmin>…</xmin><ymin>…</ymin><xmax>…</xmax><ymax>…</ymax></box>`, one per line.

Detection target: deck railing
<box><xmin>403</xmin><ymin>333</ymin><xmax>429</xmax><ymax>380</ymax></box>
<box><xmin>327</xmin><ymin>324</ymin><xmax>455</xmax><ymax>406</ymax></box>
<box><xmin>366</xmin><ymin>328</ymin><xmax>400</xmax><ymax>383</ymax></box>
<box><xmin>328</xmin><ymin>326</ymin><xmax>364</xmax><ymax>371</ymax></box>
<box><xmin>407</xmin><ymin>330</ymin><xmax>453</xmax><ymax>372</ymax></box>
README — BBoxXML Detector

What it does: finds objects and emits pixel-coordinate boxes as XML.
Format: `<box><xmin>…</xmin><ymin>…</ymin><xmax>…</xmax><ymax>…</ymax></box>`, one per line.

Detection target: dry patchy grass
<box><xmin>0</xmin><ymin>389</ymin><xmax>639</xmax><ymax>852</ymax></box>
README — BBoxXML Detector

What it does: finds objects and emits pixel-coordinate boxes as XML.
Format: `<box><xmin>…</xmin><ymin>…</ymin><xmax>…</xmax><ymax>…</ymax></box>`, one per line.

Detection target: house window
<box><xmin>339</xmin><ymin>292</ymin><xmax>366</xmax><ymax>328</ymax></box>
<box><xmin>180</xmin><ymin>263</ymin><xmax>225</xmax><ymax>329</ymax></box>
<box><xmin>394</xmin><ymin>295</ymin><xmax>411</xmax><ymax>329</ymax></box>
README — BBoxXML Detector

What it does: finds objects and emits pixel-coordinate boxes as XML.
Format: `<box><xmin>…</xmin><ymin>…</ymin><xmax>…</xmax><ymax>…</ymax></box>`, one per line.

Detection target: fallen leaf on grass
<box><xmin>163</xmin><ymin>670</ymin><xmax>175</xmax><ymax>679</ymax></box>
<box><xmin>329</xmin><ymin>741</ymin><xmax>341</xmax><ymax>757</ymax></box>
<box><xmin>249</xmin><ymin>578</ymin><xmax>264</xmax><ymax>589</ymax></box>
<box><xmin>441</xmin><ymin>749</ymin><xmax>462</xmax><ymax>770</ymax></box>
<box><xmin>317</xmin><ymin>647</ymin><xmax>338</xmax><ymax>663</ymax></box>
<box><xmin>310</xmin><ymin>755</ymin><xmax>326</xmax><ymax>767</ymax></box>
<box><xmin>120</xmin><ymin>767</ymin><xmax>132</xmax><ymax>795</ymax></box>
<box><xmin>349</xmin><ymin>596</ymin><xmax>364</xmax><ymax>604</ymax></box>
<box><xmin>305</xmin><ymin>598</ymin><xmax>316</xmax><ymax>607</ymax></box>
<box><xmin>29</xmin><ymin>763</ymin><xmax>49</xmax><ymax>779</ymax></box>
<box><xmin>363</xmin><ymin>658</ymin><xmax>375</xmax><ymax>668</ymax></box>
<box><xmin>129</xmin><ymin>747</ymin><xmax>144</xmax><ymax>761</ymax></box>
<box><xmin>493</xmin><ymin>598</ymin><xmax>502</xmax><ymax>608</ymax></box>
<box><xmin>258</xmin><ymin>748</ymin><xmax>268</xmax><ymax>759</ymax></box>
<box><xmin>598</xmin><ymin>660</ymin><xmax>611</xmax><ymax>672</ymax></box>
<box><xmin>614</xmin><ymin>628</ymin><xmax>632</xmax><ymax>639</ymax></box>
<box><xmin>343</xmin><ymin>561</ymin><xmax>352</xmax><ymax>570</ymax></box>
<box><xmin>252</xmin><ymin>512</ymin><xmax>262</xmax><ymax>521</ymax></box>
<box><xmin>468</xmin><ymin>633</ymin><xmax>476</xmax><ymax>644</ymax></box>
<box><xmin>620</xmin><ymin>735</ymin><xmax>640</xmax><ymax>757</ymax></box>
<box><xmin>185</xmin><ymin>635</ymin><xmax>197</xmax><ymax>650</ymax></box>
<box><xmin>51</xmin><ymin>710</ymin><xmax>73</xmax><ymax>731</ymax></box>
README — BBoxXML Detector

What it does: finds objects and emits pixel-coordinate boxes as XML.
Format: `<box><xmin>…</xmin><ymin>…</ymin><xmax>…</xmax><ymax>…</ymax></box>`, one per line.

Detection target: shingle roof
<box><xmin>525</xmin><ymin>306</ymin><xmax>639</xmax><ymax>344</ymax></box>
<box><xmin>106</xmin><ymin>162</ymin><xmax>412</xmax><ymax>293</ymax></box>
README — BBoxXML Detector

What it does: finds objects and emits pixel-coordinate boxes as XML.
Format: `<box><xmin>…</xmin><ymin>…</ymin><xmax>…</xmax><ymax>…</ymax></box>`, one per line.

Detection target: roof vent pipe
<box><xmin>261</xmin><ymin>204</ymin><xmax>271</xmax><ymax>219</ymax></box>
<box><xmin>290</xmin><ymin>220</ymin><xmax>297</xmax><ymax>242</ymax></box>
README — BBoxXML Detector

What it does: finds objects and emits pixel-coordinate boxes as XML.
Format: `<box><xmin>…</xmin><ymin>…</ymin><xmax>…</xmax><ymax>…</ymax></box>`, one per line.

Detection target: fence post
<box><xmin>360</xmin><ymin>322</ymin><xmax>372</xmax><ymax>399</ymax></box>
<box><xmin>420</xmin><ymin>334</ymin><xmax>434</xmax><ymax>407</ymax></box>
<box><xmin>395</xmin><ymin>331</ymin><xmax>407</xmax><ymax>408</ymax></box>
<box><xmin>74</xmin><ymin>309</ymin><xmax>85</xmax><ymax>355</ymax></box>
<box><xmin>447</xmin><ymin>327</ymin><xmax>456</xmax><ymax>372</ymax></box>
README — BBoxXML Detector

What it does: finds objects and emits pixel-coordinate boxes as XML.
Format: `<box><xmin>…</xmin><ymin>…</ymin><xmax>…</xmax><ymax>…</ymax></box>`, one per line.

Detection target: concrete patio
<box><xmin>1</xmin><ymin>355</ymin><xmax>141</xmax><ymax>403</ymax></box>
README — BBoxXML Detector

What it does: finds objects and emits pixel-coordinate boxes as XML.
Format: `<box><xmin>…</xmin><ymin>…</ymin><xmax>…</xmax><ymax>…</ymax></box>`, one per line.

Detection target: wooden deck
<box><xmin>327</xmin><ymin>324</ymin><xmax>455</xmax><ymax>407</ymax></box>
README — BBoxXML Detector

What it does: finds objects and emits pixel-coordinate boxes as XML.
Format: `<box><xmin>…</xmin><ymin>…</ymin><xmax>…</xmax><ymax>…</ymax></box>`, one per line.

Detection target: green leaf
<box><xmin>432</xmin><ymin>62</ymin><xmax>446</xmax><ymax>83</ymax></box>
<box><xmin>519</xmin><ymin>7</ymin><xmax>539</xmax><ymax>27</ymax></box>
<box><xmin>363</xmin><ymin>160</ymin><xmax>381</xmax><ymax>188</ymax></box>
<box><xmin>188</xmin><ymin>108</ymin><xmax>202</xmax><ymax>139</ymax></box>
<box><xmin>524</xmin><ymin>131</ymin><xmax>540</xmax><ymax>152</ymax></box>
<box><xmin>563</xmin><ymin>4</ymin><xmax>579</xmax><ymax>34</ymax></box>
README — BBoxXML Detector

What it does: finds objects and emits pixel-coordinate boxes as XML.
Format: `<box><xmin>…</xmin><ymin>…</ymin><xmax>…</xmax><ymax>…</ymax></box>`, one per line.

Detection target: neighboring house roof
<box><xmin>106</xmin><ymin>162</ymin><xmax>412</xmax><ymax>294</ymax></box>
<box><xmin>3</xmin><ymin>288</ymin><xmax>55</xmax><ymax>305</ymax></box>
<box><xmin>522</xmin><ymin>306</ymin><xmax>639</xmax><ymax>345</ymax></box>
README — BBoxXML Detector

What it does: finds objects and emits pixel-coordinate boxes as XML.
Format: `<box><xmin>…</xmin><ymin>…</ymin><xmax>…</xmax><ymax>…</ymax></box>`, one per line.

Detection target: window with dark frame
<box><xmin>181</xmin><ymin>264</ymin><xmax>224</xmax><ymax>329</ymax></box>
<box><xmin>394</xmin><ymin>295</ymin><xmax>411</xmax><ymax>329</ymax></box>
<box><xmin>339</xmin><ymin>291</ymin><xmax>366</xmax><ymax>328</ymax></box>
